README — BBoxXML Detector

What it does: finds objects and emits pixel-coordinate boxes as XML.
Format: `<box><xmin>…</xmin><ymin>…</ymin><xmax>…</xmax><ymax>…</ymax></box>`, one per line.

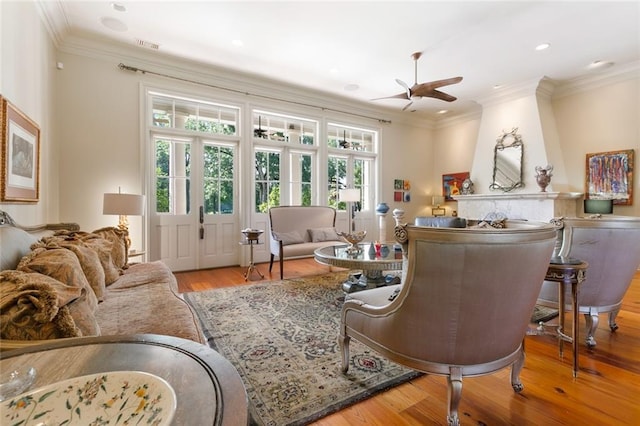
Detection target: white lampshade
<box><xmin>432</xmin><ymin>195</ymin><xmax>445</xmax><ymax>206</ymax></box>
<box><xmin>103</xmin><ymin>193</ymin><xmax>145</xmax><ymax>216</ymax></box>
<box><xmin>339</xmin><ymin>188</ymin><xmax>360</xmax><ymax>202</ymax></box>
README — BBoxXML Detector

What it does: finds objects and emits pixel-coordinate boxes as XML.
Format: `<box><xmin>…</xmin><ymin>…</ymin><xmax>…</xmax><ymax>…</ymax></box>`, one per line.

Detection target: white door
<box><xmin>150</xmin><ymin>135</ymin><xmax>239</xmax><ymax>271</ymax></box>
<box><xmin>199</xmin><ymin>142</ymin><xmax>239</xmax><ymax>268</ymax></box>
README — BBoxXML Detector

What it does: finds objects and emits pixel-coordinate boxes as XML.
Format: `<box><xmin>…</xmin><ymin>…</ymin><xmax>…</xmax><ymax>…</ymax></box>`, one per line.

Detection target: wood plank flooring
<box><xmin>175</xmin><ymin>260</ymin><xmax>640</xmax><ymax>425</ymax></box>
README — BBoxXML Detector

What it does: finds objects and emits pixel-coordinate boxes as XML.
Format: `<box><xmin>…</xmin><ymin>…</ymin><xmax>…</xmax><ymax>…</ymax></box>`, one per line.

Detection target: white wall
<box><xmin>0</xmin><ymin>1</ymin><xmax>58</xmax><ymax>224</ymax></box>
<box><xmin>552</xmin><ymin>76</ymin><xmax>640</xmax><ymax>217</ymax></box>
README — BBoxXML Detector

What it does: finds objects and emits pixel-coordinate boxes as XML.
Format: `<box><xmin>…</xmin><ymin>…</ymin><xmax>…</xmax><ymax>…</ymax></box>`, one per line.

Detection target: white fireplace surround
<box><xmin>454</xmin><ymin>192</ymin><xmax>583</xmax><ymax>222</ymax></box>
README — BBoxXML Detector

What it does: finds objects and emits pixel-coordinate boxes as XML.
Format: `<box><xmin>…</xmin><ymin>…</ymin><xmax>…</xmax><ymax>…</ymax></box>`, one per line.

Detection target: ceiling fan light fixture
<box><xmin>588</xmin><ymin>60</ymin><xmax>614</xmax><ymax>70</ymax></box>
<box><xmin>111</xmin><ymin>3</ymin><xmax>126</xmax><ymax>12</ymax></box>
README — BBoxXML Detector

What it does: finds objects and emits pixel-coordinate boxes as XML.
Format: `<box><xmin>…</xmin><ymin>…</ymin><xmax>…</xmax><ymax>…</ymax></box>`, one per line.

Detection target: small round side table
<box><xmin>544</xmin><ymin>257</ymin><xmax>588</xmax><ymax>378</ymax></box>
<box><xmin>241</xmin><ymin>229</ymin><xmax>264</xmax><ymax>281</ymax></box>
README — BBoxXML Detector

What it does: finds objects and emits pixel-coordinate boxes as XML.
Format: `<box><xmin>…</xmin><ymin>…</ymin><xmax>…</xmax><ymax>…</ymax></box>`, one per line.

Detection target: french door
<box><xmin>149</xmin><ymin>134</ymin><xmax>239</xmax><ymax>271</ymax></box>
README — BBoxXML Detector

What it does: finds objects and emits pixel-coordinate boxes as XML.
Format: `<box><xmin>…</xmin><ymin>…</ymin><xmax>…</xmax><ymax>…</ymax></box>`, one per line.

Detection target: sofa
<box><xmin>268</xmin><ymin>205</ymin><xmax>344</xmax><ymax>279</ymax></box>
<box><xmin>0</xmin><ymin>212</ymin><xmax>204</xmax><ymax>351</ymax></box>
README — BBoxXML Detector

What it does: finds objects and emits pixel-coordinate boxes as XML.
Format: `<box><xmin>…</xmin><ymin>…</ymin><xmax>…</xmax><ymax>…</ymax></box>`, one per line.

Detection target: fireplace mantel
<box><xmin>453</xmin><ymin>192</ymin><xmax>583</xmax><ymax>222</ymax></box>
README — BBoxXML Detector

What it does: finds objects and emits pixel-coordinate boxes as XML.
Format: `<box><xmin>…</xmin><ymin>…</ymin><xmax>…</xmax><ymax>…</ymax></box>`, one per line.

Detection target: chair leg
<box><xmin>269</xmin><ymin>254</ymin><xmax>274</xmax><ymax>272</ymax></box>
<box><xmin>447</xmin><ymin>367</ymin><xmax>462</xmax><ymax>426</ymax></box>
<box><xmin>510</xmin><ymin>347</ymin><xmax>525</xmax><ymax>393</ymax></box>
<box><xmin>584</xmin><ymin>312</ymin><xmax>599</xmax><ymax>348</ymax></box>
<box><xmin>608</xmin><ymin>309</ymin><xmax>620</xmax><ymax>332</ymax></box>
<box><xmin>279</xmin><ymin>257</ymin><xmax>284</xmax><ymax>279</ymax></box>
<box><xmin>339</xmin><ymin>333</ymin><xmax>351</xmax><ymax>373</ymax></box>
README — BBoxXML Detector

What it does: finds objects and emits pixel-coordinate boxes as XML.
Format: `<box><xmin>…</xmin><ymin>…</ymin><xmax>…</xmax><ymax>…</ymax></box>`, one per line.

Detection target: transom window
<box><xmin>253</xmin><ymin>110</ymin><xmax>316</xmax><ymax>145</ymax></box>
<box><xmin>150</xmin><ymin>92</ymin><xmax>239</xmax><ymax>136</ymax></box>
<box><xmin>327</xmin><ymin>123</ymin><xmax>376</xmax><ymax>153</ymax></box>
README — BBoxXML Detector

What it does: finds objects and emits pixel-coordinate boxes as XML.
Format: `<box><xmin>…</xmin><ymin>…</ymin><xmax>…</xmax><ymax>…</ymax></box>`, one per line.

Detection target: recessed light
<box><xmin>344</xmin><ymin>84</ymin><xmax>359</xmax><ymax>91</ymax></box>
<box><xmin>100</xmin><ymin>16</ymin><xmax>128</xmax><ymax>32</ymax></box>
<box><xmin>437</xmin><ymin>109</ymin><xmax>448</xmax><ymax>114</ymax></box>
<box><xmin>493</xmin><ymin>84</ymin><xmax>502</xmax><ymax>89</ymax></box>
<box><xmin>535</xmin><ymin>43</ymin><xmax>550</xmax><ymax>51</ymax></box>
<box><xmin>232</xmin><ymin>39</ymin><xmax>243</xmax><ymax>47</ymax></box>
<box><xmin>111</xmin><ymin>3</ymin><xmax>126</xmax><ymax>12</ymax></box>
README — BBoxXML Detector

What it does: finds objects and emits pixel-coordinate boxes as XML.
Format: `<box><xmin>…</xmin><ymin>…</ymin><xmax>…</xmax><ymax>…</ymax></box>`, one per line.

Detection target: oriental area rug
<box><xmin>184</xmin><ymin>272</ymin><xmax>422</xmax><ymax>426</ymax></box>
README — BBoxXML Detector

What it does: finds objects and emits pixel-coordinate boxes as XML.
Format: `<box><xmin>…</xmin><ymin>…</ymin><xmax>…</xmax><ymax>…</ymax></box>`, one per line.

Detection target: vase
<box><xmin>535</xmin><ymin>165</ymin><xmax>553</xmax><ymax>192</ymax></box>
<box><xmin>376</xmin><ymin>202</ymin><xmax>390</xmax><ymax>214</ymax></box>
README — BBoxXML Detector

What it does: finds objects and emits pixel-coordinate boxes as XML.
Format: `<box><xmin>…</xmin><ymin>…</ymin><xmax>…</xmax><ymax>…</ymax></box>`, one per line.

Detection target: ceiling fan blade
<box><xmin>426</xmin><ymin>89</ymin><xmax>457</xmax><ymax>102</ymax></box>
<box><xmin>402</xmin><ymin>100</ymin><xmax>414</xmax><ymax>111</ymax></box>
<box><xmin>395</xmin><ymin>79</ymin><xmax>412</xmax><ymax>98</ymax></box>
<box><xmin>371</xmin><ymin>91</ymin><xmax>411</xmax><ymax>101</ymax></box>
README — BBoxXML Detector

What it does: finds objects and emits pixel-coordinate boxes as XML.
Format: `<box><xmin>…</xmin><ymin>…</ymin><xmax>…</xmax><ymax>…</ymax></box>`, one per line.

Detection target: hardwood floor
<box><xmin>175</xmin><ymin>260</ymin><xmax>640</xmax><ymax>425</ymax></box>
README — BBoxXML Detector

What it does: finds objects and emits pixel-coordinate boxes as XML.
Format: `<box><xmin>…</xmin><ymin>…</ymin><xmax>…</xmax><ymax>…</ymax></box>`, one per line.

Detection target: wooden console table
<box><xmin>0</xmin><ymin>334</ymin><xmax>248</xmax><ymax>425</ymax></box>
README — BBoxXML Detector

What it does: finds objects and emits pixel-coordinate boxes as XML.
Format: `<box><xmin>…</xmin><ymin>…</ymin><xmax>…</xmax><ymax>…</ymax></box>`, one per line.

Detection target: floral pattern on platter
<box><xmin>1</xmin><ymin>371</ymin><xmax>176</xmax><ymax>426</ymax></box>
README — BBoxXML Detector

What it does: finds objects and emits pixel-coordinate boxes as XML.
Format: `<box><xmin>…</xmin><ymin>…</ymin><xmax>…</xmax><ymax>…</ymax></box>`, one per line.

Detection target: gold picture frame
<box><xmin>1</xmin><ymin>96</ymin><xmax>40</xmax><ymax>202</ymax></box>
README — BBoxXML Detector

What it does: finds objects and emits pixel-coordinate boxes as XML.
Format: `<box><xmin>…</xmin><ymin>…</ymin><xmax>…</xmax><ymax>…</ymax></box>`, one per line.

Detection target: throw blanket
<box><xmin>0</xmin><ymin>270</ymin><xmax>81</xmax><ymax>340</ymax></box>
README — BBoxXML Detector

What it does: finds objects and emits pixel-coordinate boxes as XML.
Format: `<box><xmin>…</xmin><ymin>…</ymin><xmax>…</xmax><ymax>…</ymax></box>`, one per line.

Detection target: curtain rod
<box><xmin>118</xmin><ymin>63</ymin><xmax>392</xmax><ymax>124</ymax></box>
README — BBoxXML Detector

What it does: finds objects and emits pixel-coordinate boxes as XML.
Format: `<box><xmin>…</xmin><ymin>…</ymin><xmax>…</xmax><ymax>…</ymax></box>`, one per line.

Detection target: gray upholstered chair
<box><xmin>537</xmin><ymin>216</ymin><xmax>640</xmax><ymax>347</ymax></box>
<box><xmin>339</xmin><ymin>221</ymin><xmax>557</xmax><ymax>426</ymax></box>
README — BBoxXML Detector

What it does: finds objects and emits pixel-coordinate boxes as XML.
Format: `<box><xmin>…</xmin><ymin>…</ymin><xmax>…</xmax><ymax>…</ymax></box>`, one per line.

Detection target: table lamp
<box><xmin>432</xmin><ymin>195</ymin><xmax>446</xmax><ymax>216</ymax></box>
<box><xmin>103</xmin><ymin>188</ymin><xmax>145</xmax><ymax>236</ymax></box>
<box><xmin>339</xmin><ymin>188</ymin><xmax>360</xmax><ymax>232</ymax></box>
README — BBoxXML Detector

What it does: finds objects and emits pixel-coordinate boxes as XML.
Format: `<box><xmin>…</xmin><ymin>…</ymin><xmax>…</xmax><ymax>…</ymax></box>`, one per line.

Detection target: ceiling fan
<box><xmin>374</xmin><ymin>52</ymin><xmax>463</xmax><ymax>111</ymax></box>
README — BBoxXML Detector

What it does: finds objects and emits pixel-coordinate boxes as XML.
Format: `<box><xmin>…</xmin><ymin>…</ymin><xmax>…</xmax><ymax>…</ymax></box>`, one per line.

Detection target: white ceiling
<box><xmin>41</xmin><ymin>1</ymin><xmax>640</xmax><ymax>118</ymax></box>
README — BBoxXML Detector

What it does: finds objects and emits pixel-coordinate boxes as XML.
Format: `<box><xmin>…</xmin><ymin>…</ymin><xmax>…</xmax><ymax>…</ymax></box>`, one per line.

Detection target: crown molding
<box><xmin>552</xmin><ymin>61</ymin><xmax>640</xmax><ymax>98</ymax></box>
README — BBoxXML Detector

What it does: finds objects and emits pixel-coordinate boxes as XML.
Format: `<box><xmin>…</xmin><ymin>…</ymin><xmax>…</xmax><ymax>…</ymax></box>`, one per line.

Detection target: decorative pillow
<box><xmin>308</xmin><ymin>227</ymin><xmax>340</xmax><ymax>242</ymax></box>
<box><xmin>0</xmin><ymin>270</ymin><xmax>83</xmax><ymax>341</ymax></box>
<box><xmin>93</xmin><ymin>227</ymin><xmax>129</xmax><ymax>269</ymax></box>
<box><xmin>273</xmin><ymin>230</ymin><xmax>305</xmax><ymax>246</ymax></box>
<box><xmin>17</xmin><ymin>247</ymin><xmax>99</xmax><ymax>312</ymax></box>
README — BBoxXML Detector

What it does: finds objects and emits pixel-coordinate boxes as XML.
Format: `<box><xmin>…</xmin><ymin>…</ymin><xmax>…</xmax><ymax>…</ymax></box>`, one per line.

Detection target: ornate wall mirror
<box><xmin>489</xmin><ymin>128</ymin><xmax>524</xmax><ymax>192</ymax></box>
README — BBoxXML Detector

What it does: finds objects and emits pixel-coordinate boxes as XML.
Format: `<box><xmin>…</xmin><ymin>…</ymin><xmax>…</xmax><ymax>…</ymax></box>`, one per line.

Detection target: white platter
<box><xmin>1</xmin><ymin>371</ymin><xmax>176</xmax><ymax>425</ymax></box>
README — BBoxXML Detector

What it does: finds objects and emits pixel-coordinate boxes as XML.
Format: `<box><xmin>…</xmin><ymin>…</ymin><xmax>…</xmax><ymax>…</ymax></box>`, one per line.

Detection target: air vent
<box><xmin>135</xmin><ymin>39</ymin><xmax>159</xmax><ymax>50</ymax></box>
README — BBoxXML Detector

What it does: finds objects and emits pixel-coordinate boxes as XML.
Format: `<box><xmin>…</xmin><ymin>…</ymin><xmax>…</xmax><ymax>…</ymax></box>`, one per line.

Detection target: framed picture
<box><xmin>586</xmin><ymin>149</ymin><xmax>634</xmax><ymax>205</ymax></box>
<box><xmin>0</xmin><ymin>97</ymin><xmax>40</xmax><ymax>202</ymax></box>
<box><xmin>1</xmin><ymin>97</ymin><xmax>40</xmax><ymax>202</ymax></box>
<box><xmin>442</xmin><ymin>172</ymin><xmax>470</xmax><ymax>201</ymax></box>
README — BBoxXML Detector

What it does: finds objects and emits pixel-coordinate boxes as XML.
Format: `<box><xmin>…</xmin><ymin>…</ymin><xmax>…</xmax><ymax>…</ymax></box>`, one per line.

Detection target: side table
<box><xmin>543</xmin><ymin>257</ymin><xmax>588</xmax><ymax>377</ymax></box>
<box><xmin>241</xmin><ymin>229</ymin><xmax>264</xmax><ymax>281</ymax></box>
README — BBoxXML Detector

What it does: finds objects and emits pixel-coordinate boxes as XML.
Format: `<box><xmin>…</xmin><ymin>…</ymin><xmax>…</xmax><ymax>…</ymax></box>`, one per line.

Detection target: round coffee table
<box><xmin>0</xmin><ymin>334</ymin><xmax>248</xmax><ymax>425</ymax></box>
<box><xmin>314</xmin><ymin>242</ymin><xmax>403</xmax><ymax>292</ymax></box>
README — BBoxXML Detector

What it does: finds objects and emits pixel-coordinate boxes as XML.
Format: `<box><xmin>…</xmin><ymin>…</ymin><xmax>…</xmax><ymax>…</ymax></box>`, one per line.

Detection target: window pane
<box><xmin>327</xmin><ymin>156</ymin><xmax>347</xmax><ymax>209</ymax></box>
<box><xmin>290</xmin><ymin>152</ymin><xmax>312</xmax><ymax>206</ymax></box>
<box><xmin>203</xmin><ymin>144</ymin><xmax>235</xmax><ymax>214</ymax></box>
<box><xmin>255</xmin><ymin>150</ymin><xmax>281</xmax><ymax>212</ymax></box>
<box><xmin>154</xmin><ymin>138</ymin><xmax>191</xmax><ymax>215</ymax></box>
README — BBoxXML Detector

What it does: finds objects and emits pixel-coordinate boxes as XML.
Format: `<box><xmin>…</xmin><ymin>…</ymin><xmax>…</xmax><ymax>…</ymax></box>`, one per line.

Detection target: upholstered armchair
<box><xmin>339</xmin><ymin>221</ymin><xmax>557</xmax><ymax>426</ymax></box>
<box><xmin>537</xmin><ymin>216</ymin><xmax>640</xmax><ymax>347</ymax></box>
